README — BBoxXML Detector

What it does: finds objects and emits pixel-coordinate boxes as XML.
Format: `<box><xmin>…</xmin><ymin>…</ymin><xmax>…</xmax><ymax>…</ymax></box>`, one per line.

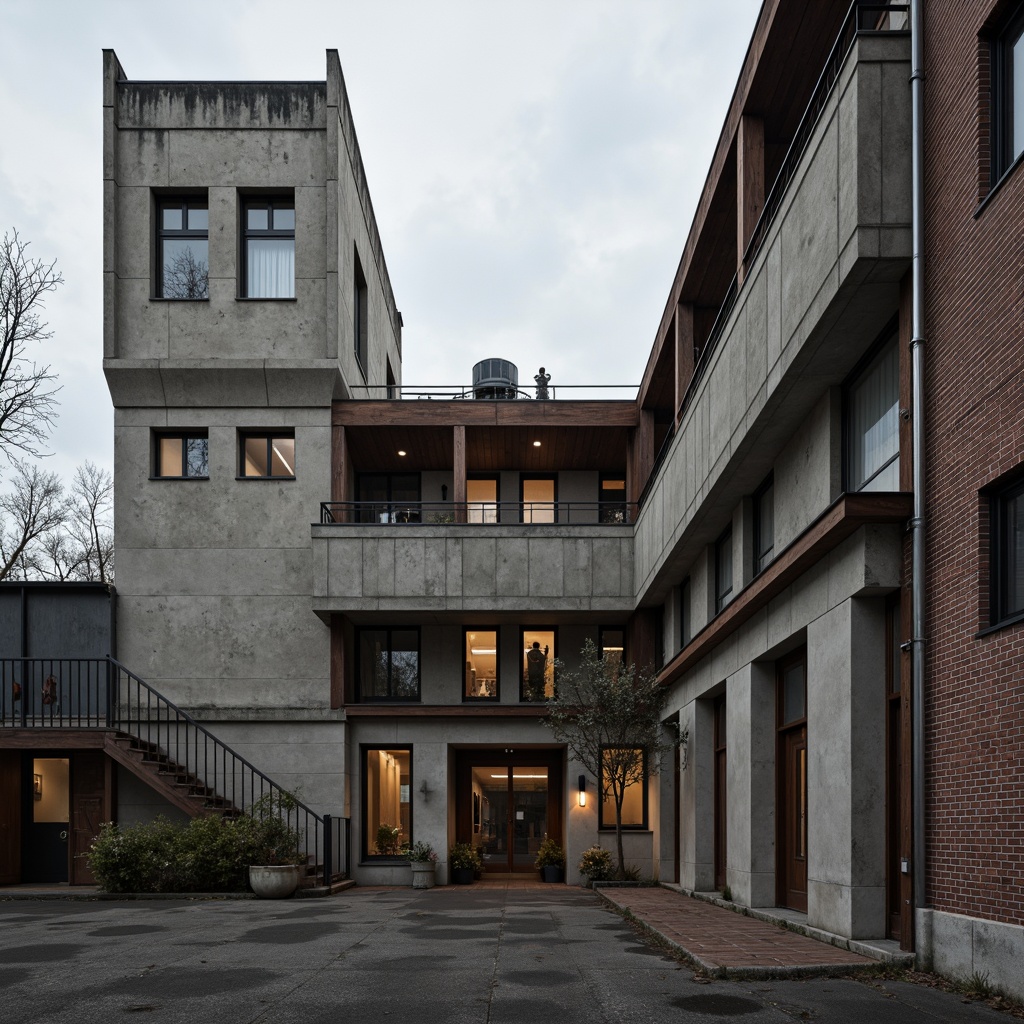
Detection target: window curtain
<box><xmin>851</xmin><ymin>341</ymin><xmax>899</xmax><ymax>491</ymax></box>
<box><xmin>247</xmin><ymin>239</ymin><xmax>294</xmax><ymax>298</ymax></box>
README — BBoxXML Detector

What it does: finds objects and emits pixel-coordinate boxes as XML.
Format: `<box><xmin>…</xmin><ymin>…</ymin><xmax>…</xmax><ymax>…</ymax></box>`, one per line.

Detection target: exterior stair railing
<box><xmin>1</xmin><ymin>656</ymin><xmax>348</xmax><ymax>887</ymax></box>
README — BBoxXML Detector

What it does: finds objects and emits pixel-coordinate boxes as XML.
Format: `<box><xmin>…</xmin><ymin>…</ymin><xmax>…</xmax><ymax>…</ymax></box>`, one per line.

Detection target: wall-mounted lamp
<box><xmin>33</xmin><ymin>773</ymin><xmax>42</xmax><ymax>800</ymax></box>
<box><xmin>578</xmin><ymin>774</ymin><xmax>587</xmax><ymax>808</ymax></box>
<box><xmin>420</xmin><ymin>779</ymin><xmax>431</xmax><ymax>802</ymax></box>
<box><xmin>441</xmin><ymin>484</ymin><xmax>448</xmax><ymax>501</ymax></box>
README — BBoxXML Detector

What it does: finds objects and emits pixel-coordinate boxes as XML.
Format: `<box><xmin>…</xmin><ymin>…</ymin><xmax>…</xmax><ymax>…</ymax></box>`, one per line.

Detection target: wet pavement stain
<box><xmin>95</xmin><ymin>968</ymin><xmax>279</xmax><ymax>999</ymax></box>
<box><xmin>506</xmin><ymin>969</ymin><xmax>578</xmax><ymax>987</ymax></box>
<box><xmin>88</xmin><ymin>925</ymin><xmax>169</xmax><ymax>937</ymax></box>
<box><xmin>240</xmin><ymin>922</ymin><xmax>339</xmax><ymax>944</ymax></box>
<box><xmin>1</xmin><ymin>943</ymin><xmax>84</xmax><ymax>963</ymax></box>
<box><xmin>671</xmin><ymin>994</ymin><xmax>763</xmax><ymax>1016</ymax></box>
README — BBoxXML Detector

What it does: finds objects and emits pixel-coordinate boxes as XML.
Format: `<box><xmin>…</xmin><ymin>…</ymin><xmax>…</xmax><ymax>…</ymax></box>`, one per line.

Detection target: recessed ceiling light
<box><xmin>397</xmin><ymin>450</ymin><xmax>407</xmax><ymax>456</ymax></box>
<box><xmin>532</xmin><ymin>440</ymin><xmax>542</xmax><ymax>447</ymax></box>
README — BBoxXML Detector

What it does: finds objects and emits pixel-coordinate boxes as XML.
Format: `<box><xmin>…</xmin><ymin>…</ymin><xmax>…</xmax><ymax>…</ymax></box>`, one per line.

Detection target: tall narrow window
<box><xmin>993</xmin><ymin>7</ymin><xmax>1024</xmax><ymax>179</ymax></box>
<box><xmin>598</xmin><ymin>627</ymin><xmax>625</xmax><ymax>673</ymax></box>
<box><xmin>680</xmin><ymin>577</ymin><xmax>692</xmax><ymax>647</ymax></box>
<box><xmin>847</xmin><ymin>335</ymin><xmax>899</xmax><ymax>492</ymax></box>
<box><xmin>991</xmin><ymin>475</ymin><xmax>1024</xmax><ymax>626</ymax></box>
<box><xmin>715</xmin><ymin>527</ymin><xmax>733</xmax><ymax>613</ymax></box>
<box><xmin>599</xmin><ymin>747</ymin><xmax>647</xmax><ymax>830</ymax></box>
<box><xmin>521</xmin><ymin>476</ymin><xmax>556</xmax><ymax>523</ymax></box>
<box><xmin>357</xmin><ymin>629</ymin><xmax>420</xmax><ymax>701</ymax></box>
<box><xmin>243</xmin><ymin>198</ymin><xmax>294</xmax><ymax>298</ymax></box>
<box><xmin>467</xmin><ymin>477</ymin><xmax>499</xmax><ymax>524</ymax></box>
<box><xmin>153</xmin><ymin>431</ymin><xmax>209</xmax><ymax>479</ymax></box>
<box><xmin>157</xmin><ymin>199</ymin><xmax>208</xmax><ymax>299</ymax></box>
<box><xmin>364</xmin><ymin>747</ymin><xmax>411</xmax><ymax>858</ymax></box>
<box><xmin>464</xmin><ymin>629</ymin><xmax>499</xmax><ymax>700</ymax></box>
<box><xmin>599</xmin><ymin>476</ymin><xmax>628</xmax><ymax>523</ymax></box>
<box><xmin>354</xmin><ymin>250</ymin><xmax>368</xmax><ymax>374</ymax></box>
<box><xmin>521</xmin><ymin>628</ymin><xmax>556</xmax><ymax>701</ymax></box>
<box><xmin>753</xmin><ymin>474</ymin><xmax>774</xmax><ymax>575</ymax></box>
<box><xmin>239</xmin><ymin>432</ymin><xmax>295</xmax><ymax>479</ymax></box>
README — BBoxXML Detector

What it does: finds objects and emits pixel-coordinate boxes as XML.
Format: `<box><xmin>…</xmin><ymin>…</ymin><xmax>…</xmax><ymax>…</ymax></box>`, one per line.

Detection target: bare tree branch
<box><xmin>0</xmin><ymin>460</ymin><xmax>69</xmax><ymax>580</ymax></box>
<box><xmin>0</xmin><ymin>228</ymin><xmax>63</xmax><ymax>462</ymax></box>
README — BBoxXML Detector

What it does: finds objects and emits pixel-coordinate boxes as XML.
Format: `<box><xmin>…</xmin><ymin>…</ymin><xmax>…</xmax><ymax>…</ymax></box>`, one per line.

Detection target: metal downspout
<box><xmin>909</xmin><ymin>0</ymin><xmax>927</xmax><ymax>926</ymax></box>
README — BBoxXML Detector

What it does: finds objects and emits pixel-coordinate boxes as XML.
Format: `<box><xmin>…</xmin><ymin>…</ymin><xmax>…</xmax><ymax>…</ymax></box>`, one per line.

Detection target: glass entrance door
<box><xmin>473</xmin><ymin>765</ymin><xmax>548</xmax><ymax>872</ymax></box>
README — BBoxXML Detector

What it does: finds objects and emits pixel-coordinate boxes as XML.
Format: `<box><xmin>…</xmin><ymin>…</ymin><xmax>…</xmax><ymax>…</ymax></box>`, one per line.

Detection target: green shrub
<box><xmin>88</xmin><ymin>818</ymin><xmax>179</xmax><ymax>893</ymax></box>
<box><xmin>578</xmin><ymin>845</ymin><xmax>613</xmax><ymax>882</ymax></box>
<box><xmin>535</xmin><ymin>835</ymin><xmax>565</xmax><ymax>869</ymax></box>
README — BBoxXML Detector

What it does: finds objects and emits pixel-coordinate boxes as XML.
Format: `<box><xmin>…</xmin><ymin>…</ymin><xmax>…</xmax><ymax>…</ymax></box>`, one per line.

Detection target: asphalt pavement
<box><xmin>0</xmin><ymin>885</ymin><xmax>1010</xmax><ymax>1024</ymax></box>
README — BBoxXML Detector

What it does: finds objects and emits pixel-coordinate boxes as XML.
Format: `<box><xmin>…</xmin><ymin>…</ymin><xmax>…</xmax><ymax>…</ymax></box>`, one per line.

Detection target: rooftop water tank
<box><xmin>472</xmin><ymin>358</ymin><xmax>519</xmax><ymax>400</ymax></box>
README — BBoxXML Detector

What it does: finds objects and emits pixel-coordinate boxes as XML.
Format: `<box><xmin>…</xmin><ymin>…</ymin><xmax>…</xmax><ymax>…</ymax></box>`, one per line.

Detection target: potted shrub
<box><xmin>244</xmin><ymin>793</ymin><xmax>306</xmax><ymax>899</ymax></box>
<box><xmin>535</xmin><ymin>836</ymin><xmax>565</xmax><ymax>883</ymax></box>
<box><xmin>578</xmin><ymin>845</ymin><xmax>613</xmax><ymax>887</ymax></box>
<box><xmin>449</xmin><ymin>842</ymin><xmax>478</xmax><ymax>884</ymax></box>
<box><xmin>405</xmin><ymin>840</ymin><xmax>438</xmax><ymax>889</ymax></box>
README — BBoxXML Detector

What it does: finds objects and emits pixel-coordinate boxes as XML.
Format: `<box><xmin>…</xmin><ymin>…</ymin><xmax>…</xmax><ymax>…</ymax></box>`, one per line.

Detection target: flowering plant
<box><xmin>403</xmin><ymin>841</ymin><xmax>438</xmax><ymax>864</ymax></box>
<box><xmin>578</xmin><ymin>845</ymin><xmax>613</xmax><ymax>882</ymax></box>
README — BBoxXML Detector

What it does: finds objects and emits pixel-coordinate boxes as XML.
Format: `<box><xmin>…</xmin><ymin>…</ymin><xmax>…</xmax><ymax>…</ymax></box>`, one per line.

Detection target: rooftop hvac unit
<box><xmin>472</xmin><ymin>358</ymin><xmax>519</xmax><ymax>400</ymax></box>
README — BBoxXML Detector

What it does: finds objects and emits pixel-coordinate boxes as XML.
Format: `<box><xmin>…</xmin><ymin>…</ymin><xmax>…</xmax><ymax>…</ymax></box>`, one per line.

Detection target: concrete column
<box><xmin>726</xmin><ymin>662</ymin><xmax>776</xmax><ymax>907</ymax></box>
<box><xmin>806</xmin><ymin>597</ymin><xmax>887</xmax><ymax>938</ymax></box>
<box><xmin>736</xmin><ymin>113</ymin><xmax>765</xmax><ymax>284</ymax></box>
<box><xmin>679</xmin><ymin>697</ymin><xmax>714</xmax><ymax>891</ymax></box>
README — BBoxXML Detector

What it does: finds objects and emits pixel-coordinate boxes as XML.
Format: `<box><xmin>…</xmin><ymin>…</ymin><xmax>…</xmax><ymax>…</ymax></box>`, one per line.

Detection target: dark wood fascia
<box><xmin>332</xmin><ymin>401</ymin><xmax>638</xmax><ymax>428</ymax></box>
<box><xmin>344</xmin><ymin>705</ymin><xmax>550</xmax><ymax>718</ymax></box>
<box><xmin>0</xmin><ymin>728</ymin><xmax>111</xmax><ymax>750</ymax></box>
<box><xmin>657</xmin><ymin>491</ymin><xmax>913</xmax><ymax>688</ymax></box>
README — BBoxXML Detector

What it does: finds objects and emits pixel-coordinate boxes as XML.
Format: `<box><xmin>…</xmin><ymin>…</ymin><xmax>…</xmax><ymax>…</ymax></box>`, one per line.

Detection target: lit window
<box><xmin>599</xmin><ymin>747</ymin><xmax>647</xmax><ymax>830</ymax></box>
<box><xmin>364</xmin><ymin>747</ymin><xmax>411</xmax><ymax>858</ymax></box>
<box><xmin>243</xmin><ymin>198</ymin><xmax>294</xmax><ymax>298</ymax></box>
<box><xmin>239</xmin><ymin>433</ymin><xmax>295</xmax><ymax>479</ymax></box>
<box><xmin>464</xmin><ymin>629</ymin><xmax>499</xmax><ymax>700</ymax></box>
<box><xmin>153</xmin><ymin>432</ymin><xmax>208</xmax><ymax>479</ymax></box>
<box><xmin>599</xmin><ymin>476</ymin><xmax>628</xmax><ymax>523</ymax></box>
<box><xmin>848</xmin><ymin>335</ymin><xmax>899</xmax><ymax>492</ymax></box>
<box><xmin>358</xmin><ymin>629</ymin><xmax>420</xmax><ymax>701</ymax></box>
<box><xmin>598</xmin><ymin>628</ymin><xmax>625</xmax><ymax>673</ymax></box>
<box><xmin>157</xmin><ymin>199</ymin><xmax>208</xmax><ymax>299</ymax></box>
<box><xmin>990</xmin><ymin>475</ymin><xmax>1024</xmax><ymax>626</ymax></box>
<box><xmin>521</xmin><ymin>628</ymin><xmax>555</xmax><ymax>701</ymax></box>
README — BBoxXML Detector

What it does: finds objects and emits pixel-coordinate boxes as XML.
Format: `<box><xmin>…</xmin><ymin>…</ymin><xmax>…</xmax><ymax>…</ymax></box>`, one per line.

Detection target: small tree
<box><xmin>544</xmin><ymin>638</ymin><xmax>676</xmax><ymax>879</ymax></box>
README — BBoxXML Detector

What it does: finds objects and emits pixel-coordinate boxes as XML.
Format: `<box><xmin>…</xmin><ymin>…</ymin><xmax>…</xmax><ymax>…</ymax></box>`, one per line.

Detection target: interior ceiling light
<box><xmin>490</xmin><ymin>774</ymin><xmax>547</xmax><ymax>779</ymax></box>
<box><xmin>532</xmin><ymin>440</ymin><xmax>542</xmax><ymax>447</ymax></box>
<box><xmin>397</xmin><ymin>450</ymin><xmax>407</xmax><ymax>456</ymax></box>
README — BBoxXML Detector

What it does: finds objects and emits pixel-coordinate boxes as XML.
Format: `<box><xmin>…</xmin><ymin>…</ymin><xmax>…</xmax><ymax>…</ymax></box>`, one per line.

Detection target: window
<box><xmin>357</xmin><ymin>473</ymin><xmax>421</xmax><ymax>522</ymax></box>
<box><xmin>521</xmin><ymin>628</ymin><xmax>555</xmax><ymax>701</ymax></box>
<box><xmin>847</xmin><ymin>334</ymin><xmax>899</xmax><ymax>492</ymax></box>
<box><xmin>464</xmin><ymin>629</ymin><xmax>499</xmax><ymax>699</ymax></box>
<box><xmin>243</xmin><ymin>198</ymin><xmax>295</xmax><ymax>298</ymax></box>
<box><xmin>157</xmin><ymin>199</ymin><xmax>208</xmax><ymax>299</ymax></box>
<box><xmin>599</xmin><ymin>747</ymin><xmax>647</xmax><ymax>830</ymax></box>
<box><xmin>239</xmin><ymin>432</ymin><xmax>295</xmax><ymax>479</ymax></box>
<box><xmin>357</xmin><ymin>629</ymin><xmax>420</xmax><ymax>701</ymax></box>
<box><xmin>599</xmin><ymin>475</ymin><xmax>628</xmax><ymax>523</ymax></box>
<box><xmin>364</xmin><ymin>747</ymin><xmax>411</xmax><ymax>858</ymax></box>
<box><xmin>467</xmin><ymin>477</ymin><xmax>499</xmax><ymax>523</ymax></box>
<box><xmin>715</xmin><ymin>527</ymin><xmax>733</xmax><ymax>613</ymax></box>
<box><xmin>153</xmin><ymin>432</ymin><xmax>208</xmax><ymax>479</ymax></box>
<box><xmin>680</xmin><ymin>577</ymin><xmax>692</xmax><ymax>647</ymax></box>
<box><xmin>598</xmin><ymin>627</ymin><xmax>625</xmax><ymax>673</ymax></box>
<box><xmin>991</xmin><ymin>475</ymin><xmax>1024</xmax><ymax>626</ymax></box>
<box><xmin>753</xmin><ymin>474</ymin><xmax>774</xmax><ymax>575</ymax></box>
<box><xmin>521</xmin><ymin>476</ymin><xmax>557</xmax><ymax>523</ymax></box>
<box><xmin>993</xmin><ymin>6</ymin><xmax>1024</xmax><ymax>180</ymax></box>
<box><xmin>354</xmin><ymin>249</ymin><xmax>368</xmax><ymax>373</ymax></box>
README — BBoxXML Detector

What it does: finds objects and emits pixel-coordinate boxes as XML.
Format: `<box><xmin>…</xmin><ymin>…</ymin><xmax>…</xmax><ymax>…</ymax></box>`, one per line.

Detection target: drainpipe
<box><xmin>909</xmin><ymin>0</ymin><xmax>927</xmax><ymax>928</ymax></box>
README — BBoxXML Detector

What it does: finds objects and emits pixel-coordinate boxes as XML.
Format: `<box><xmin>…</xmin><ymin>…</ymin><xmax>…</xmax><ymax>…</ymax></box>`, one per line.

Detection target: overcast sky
<box><xmin>0</xmin><ymin>0</ymin><xmax>761</xmax><ymax>483</ymax></box>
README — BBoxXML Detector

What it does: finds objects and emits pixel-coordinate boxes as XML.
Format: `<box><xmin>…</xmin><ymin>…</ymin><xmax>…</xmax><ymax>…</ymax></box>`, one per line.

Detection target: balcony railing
<box><xmin>346</xmin><ymin>383</ymin><xmax>639</xmax><ymax>401</ymax></box>
<box><xmin>1</xmin><ymin>657</ymin><xmax>349</xmax><ymax>886</ymax></box>
<box><xmin>319</xmin><ymin>500</ymin><xmax>637</xmax><ymax>525</ymax></box>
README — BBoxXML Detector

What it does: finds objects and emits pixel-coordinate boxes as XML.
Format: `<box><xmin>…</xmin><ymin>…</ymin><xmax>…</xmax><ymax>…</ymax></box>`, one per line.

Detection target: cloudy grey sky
<box><xmin>0</xmin><ymin>0</ymin><xmax>761</xmax><ymax>482</ymax></box>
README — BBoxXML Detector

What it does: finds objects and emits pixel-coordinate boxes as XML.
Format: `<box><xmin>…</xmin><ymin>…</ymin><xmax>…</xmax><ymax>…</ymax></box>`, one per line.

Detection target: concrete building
<box><xmin>1</xmin><ymin>0</ymin><xmax>1022</xmax><ymax>1002</ymax></box>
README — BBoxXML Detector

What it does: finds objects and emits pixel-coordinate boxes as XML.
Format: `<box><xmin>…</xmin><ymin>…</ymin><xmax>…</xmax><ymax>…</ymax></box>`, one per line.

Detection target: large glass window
<box><xmin>521</xmin><ymin>476</ymin><xmax>556</xmax><ymax>523</ymax></box>
<box><xmin>599</xmin><ymin>747</ymin><xmax>647</xmax><ymax>830</ymax></box>
<box><xmin>848</xmin><ymin>335</ymin><xmax>899</xmax><ymax>492</ymax></box>
<box><xmin>753</xmin><ymin>474</ymin><xmax>774</xmax><ymax>575</ymax></box>
<box><xmin>364</xmin><ymin>747</ymin><xmax>411</xmax><ymax>858</ymax></box>
<box><xmin>467</xmin><ymin>477</ymin><xmax>499</xmax><ymax>523</ymax></box>
<box><xmin>599</xmin><ymin>475</ymin><xmax>628</xmax><ymax>523</ymax></box>
<box><xmin>521</xmin><ymin>628</ymin><xmax>555</xmax><ymax>701</ymax></box>
<box><xmin>153</xmin><ymin>432</ymin><xmax>209</xmax><ymax>479</ymax></box>
<box><xmin>239</xmin><ymin>432</ymin><xmax>295</xmax><ymax>479</ymax></box>
<box><xmin>358</xmin><ymin>629</ymin><xmax>420</xmax><ymax>701</ymax></box>
<box><xmin>991</xmin><ymin>475</ymin><xmax>1024</xmax><ymax>626</ymax></box>
<box><xmin>994</xmin><ymin>7</ymin><xmax>1024</xmax><ymax>179</ymax></box>
<box><xmin>243</xmin><ymin>198</ymin><xmax>295</xmax><ymax>298</ymax></box>
<box><xmin>157</xmin><ymin>199</ymin><xmax>208</xmax><ymax>299</ymax></box>
<box><xmin>464</xmin><ymin>628</ymin><xmax>499</xmax><ymax>700</ymax></box>
<box><xmin>357</xmin><ymin>473</ymin><xmax>421</xmax><ymax>523</ymax></box>
<box><xmin>715</xmin><ymin>527</ymin><xmax>733</xmax><ymax>614</ymax></box>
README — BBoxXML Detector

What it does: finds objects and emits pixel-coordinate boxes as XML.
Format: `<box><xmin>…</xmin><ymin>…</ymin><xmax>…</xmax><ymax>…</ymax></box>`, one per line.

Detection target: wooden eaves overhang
<box><xmin>658</xmin><ymin>491</ymin><xmax>913</xmax><ymax>688</ymax></box>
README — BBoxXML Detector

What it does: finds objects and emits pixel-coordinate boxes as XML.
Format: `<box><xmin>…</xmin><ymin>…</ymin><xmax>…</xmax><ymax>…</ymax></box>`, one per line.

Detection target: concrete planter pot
<box><xmin>540</xmin><ymin>866</ymin><xmax>565</xmax><ymax>883</ymax></box>
<box><xmin>249</xmin><ymin>865</ymin><xmax>302</xmax><ymax>899</ymax></box>
<box><xmin>410</xmin><ymin>862</ymin><xmax>436</xmax><ymax>889</ymax></box>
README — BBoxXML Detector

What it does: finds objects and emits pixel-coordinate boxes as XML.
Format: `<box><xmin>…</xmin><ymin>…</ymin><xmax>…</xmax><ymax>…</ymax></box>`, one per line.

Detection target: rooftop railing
<box><xmin>319</xmin><ymin>500</ymin><xmax>637</xmax><ymax>526</ymax></box>
<box><xmin>346</xmin><ymin>383</ymin><xmax>639</xmax><ymax>401</ymax></box>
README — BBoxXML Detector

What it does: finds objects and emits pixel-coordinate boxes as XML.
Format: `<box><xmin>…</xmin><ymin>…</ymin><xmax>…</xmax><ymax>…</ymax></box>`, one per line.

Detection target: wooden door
<box><xmin>71</xmin><ymin>752</ymin><xmax>107</xmax><ymax>885</ymax></box>
<box><xmin>776</xmin><ymin>652</ymin><xmax>808</xmax><ymax>912</ymax></box>
<box><xmin>713</xmin><ymin>695</ymin><xmax>727</xmax><ymax>891</ymax></box>
<box><xmin>0</xmin><ymin>751</ymin><xmax>21</xmax><ymax>884</ymax></box>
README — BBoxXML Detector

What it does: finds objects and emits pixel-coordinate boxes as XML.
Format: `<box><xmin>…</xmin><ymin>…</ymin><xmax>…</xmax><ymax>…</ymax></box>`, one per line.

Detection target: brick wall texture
<box><xmin>924</xmin><ymin>0</ymin><xmax>1024</xmax><ymax>926</ymax></box>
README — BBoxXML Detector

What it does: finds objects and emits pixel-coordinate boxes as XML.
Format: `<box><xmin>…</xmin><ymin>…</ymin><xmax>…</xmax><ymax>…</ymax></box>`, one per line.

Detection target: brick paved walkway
<box><xmin>597</xmin><ymin>886</ymin><xmax>874</xmax><ymax>977</ymax></box>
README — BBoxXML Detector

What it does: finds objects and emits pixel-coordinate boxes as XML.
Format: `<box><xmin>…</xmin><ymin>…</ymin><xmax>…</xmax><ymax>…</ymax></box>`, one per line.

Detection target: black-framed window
<box><xmin>357</xmin><ymin>629</ymin><xmax>420</xmax><ymax>701</ymax></box>
<box><xmin>357</xmin><ymin>473</ymin><xmax>421</xmax><ymax>523</ymax></box>
<box><xmin>521</xmin><ymin>475</ymin><xmax>557</xmax><ymax>523</ymax></box>
<box><xmin>354</xmin><ymin>249</ymin><xmax>368</xmax><ymax>374</ymax></box>
<box><xmin>598</xmin><ymin>627</ymin><xmax>625</xmax><ymax>672</ymax></box>
<box><xmin>157</xmin><ymin>199</ymin><xmax>208</xmax><ymax>299</ymax></box>
<box><xmin>753</xmin><ymin>474</ymin><xmax>775</xmax><ymax>575</ymax></box>
<box><xmin>153</xmin><ymin>431</ymin><xmax>209</xmax><ymax>479</ymax></box>
<box><xmin>521</xmin><ymin>627</ymin><xmax>556</xmax><ymax>701</ymax></box>
<box><xmin>239</xmin><ymin>432</ymin><xmax>295</xmax><ymax>479</ymax></box>
<box><xmin>715</xmin><ymin>527</ymin><xmax>733</xmax><ymax>614</ymax></box>
<box><xmin>990</xmin><ymin>475</ymin><xmax>1024</xmax><ymax>627</ymax></box>
<box><xmin>599</xmin><ymin>475</ymin><xmax>628</xmax><ymax>523</ymax></box>
<box><xmin>363</xmin><ymin>746</ymin><xmax>411</xmax><ymax>859</ymax></box>
<box><xmin>467</xmin><ymin>475</ymin><xmax>500</xmax><ymax>524</ymax></box>
<box><xmin>993</xmin><ymin>6</ymin><xmax>1024</xmax><ymax>180</ymax></box>
<box><xmin>599</xmin><ymin>746</ymin><xmax>648</xmax><ymax>830</ymax></box>
<box><xmin>464</xmin><ymin>628</ymin><xmax>499</xmax><ymax>700</ymax></box>
<box><xmin>680</xmin><ymin>577</ymin><xmax>692</xmax><ymax>647</ymax></box>
<box><xmin>846</xmin><ymin>333</ymin><xmax>899</xmax><ymax>492</ymax></box>
<box><xmin>243</xmin><ymin>198</ymin><xmax>295</xmax><ymax>298</ymax></box>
